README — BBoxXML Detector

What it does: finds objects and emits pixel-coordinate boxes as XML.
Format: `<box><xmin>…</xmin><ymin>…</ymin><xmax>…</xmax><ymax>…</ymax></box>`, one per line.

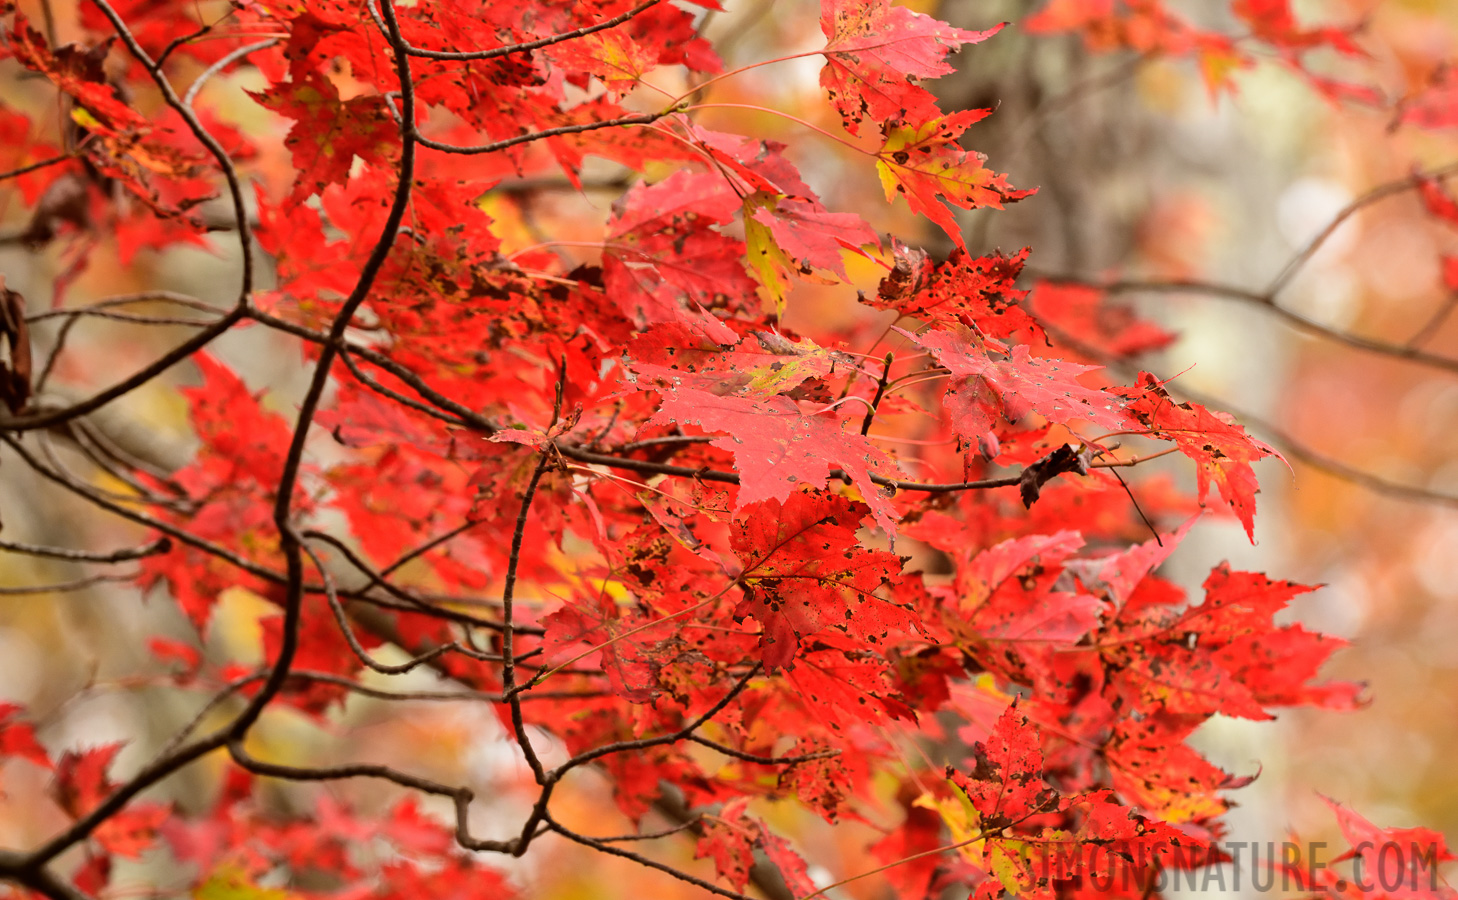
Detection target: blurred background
<box><xmin>2</xmin><ymin>0</ymin><xmax>1457</xmax><ymax>897</ymax></box>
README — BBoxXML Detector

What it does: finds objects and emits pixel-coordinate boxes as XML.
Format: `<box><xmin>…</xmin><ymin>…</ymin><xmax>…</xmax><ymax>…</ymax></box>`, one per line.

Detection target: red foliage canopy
<box><xmin>0</xmin><ymin>0</ymin><xmax>1447</xmax><ymax>899</ymax></box>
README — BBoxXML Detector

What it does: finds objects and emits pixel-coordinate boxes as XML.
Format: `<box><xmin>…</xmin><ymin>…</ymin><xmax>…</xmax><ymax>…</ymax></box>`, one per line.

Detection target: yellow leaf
<box><xmin>195</xmin><ymin>868</ymin><xmax>292</xmax><ymax>900</ymax></box>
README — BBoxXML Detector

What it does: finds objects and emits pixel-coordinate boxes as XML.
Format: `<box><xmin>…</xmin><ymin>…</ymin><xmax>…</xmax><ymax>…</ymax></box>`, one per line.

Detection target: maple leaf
<box><xmin>648</xmin><ymin>385</ymin><xmax>903</xmax><ymax>532</ymax></box>
<box><xmin>545</xmin><ymin>29</ymin><xmax>658</xmax><ymax>96</ymax></box>
<box><xmin>731</xmin><ymin>491</ymin><xmax>913</xmax><ymax>669</ymax></box>
<box><xmin>1106</xmin><ymin>715</ymin><xmax>1254</xmax><ymax>824</ymax></box>
<box><xmin>7</xmin><ymin>16</ymin><xmax>149</xmax><ymax>136</ymax></box>
<box><xmin>785</xmin><ymin>637</ymin><xmax>916</xmax><ymax>727</ymax></box>
<box><xmin>744</xmin><ymin>192</ymin><xmax>879</xmax><ymax>316</ymax></box>
<box><xmin>1417</xmin><ymin>174</ymin><xmax>1458</xmax><ymax>230</ymax></box>
<box><xmin>868</xmin><ymin>246</ymin><xmax>1043</xmax><ymax>342</ymax></box>
<box><xmin>1030</xmin><ymin>280</ymin><xmax>1175</xmax><ymax>359</ymax></box>
<box><xmin>678</xmin><ymin>120</ymin><xmax>821</xmax><ymax>198</ymax></box>
<box><xmin>940</xmin><ymin>706</ymin><xmax>1197</xmax><ymax>899</ymax></box>
<box><xmin>1400</xmin><ymin>68</ymin><xmax>1458</xmax><ymax>131</ymax></box>
<box><xmin>628</xmin><ymin>323</ymin><xmax>857</xmax><ymax>401</ymax></box>
<box><xmin>540</xmin><ymin>593</ymin><xmax>679</xmax><ymax>701</ymax></box>
<box><xmin>954</xmin><ymin>704</ymin><xmax>1061</xmax><ymax>831</ymax></box>
<box><xmin>819</xmin><ymin>0</ymin><xmax>1002</xmax><ymax>135</ymax></box>
<box><xmin>696</xmin><ymin>799</ymin><xmax>757</xmax><ymax>892</ymax></box>
<box><xmin>957</xmin><ymin>531</ymin><xmax>1100</xmax><ymax>641</ymax></box>
<box><xmin>137</xmin><ymin>355</ymin><xmax>296</xmax><ymax>630</ymax></box>
<box><xmin>252</xmin><ymin>69</ymin><xmax>400</xmax><ymax>202</ymax></box>
<box><xmin>1099</xmin><ymin>562</ymin><xmax>1361</xmax><ymax>720</ymax></box>
<box><xmin>696</xmin><ymin>798</ymin><xmax>817</xmax><ymax>896</ymax></box>
<box><xmin>905</xmin><ymin>324</ymin><xmax>1126</xmax><ymax>455</ymax></box>
<box><xmin>1067</xmin><ymin>515</ymin><xmax>1195</xmax><ymax>613</ymax></box>
<box><xmin>1113</xmin><ymin>372</ymin><xmax>1282</xmax><ymax>540</ymax></box>
<box><xmin>0</xmin><ymin>703</ymin><xmax>51</xmax><ymax>770</ymax></box>
<box><xmin>875</xmin><ymin>109</ymin><xmax>1034</xmax><ymax>251</ymax></box>
<box><xmin>6</xmin><ymin>14</ymin><xmax>210</xmax><ymax>228</ymax></box>
<box><xmin>604</xmin><ymin>169</ymin><xmax>754</xmax><ymax>343</ymax></box>
<box><xmin>52</xmin><ymin>744</ymin><xmax>170</xmax><ymax>858</ymax></box>
<box><xmin>1323</xmin><ymin>797</ymin><xmax>1457</xmax><ymax>900</ymax></box>
<box><xmin>1231</xmin><ymin>0</ymin><xmax>1365</xmax><ymax>55</ymax></box>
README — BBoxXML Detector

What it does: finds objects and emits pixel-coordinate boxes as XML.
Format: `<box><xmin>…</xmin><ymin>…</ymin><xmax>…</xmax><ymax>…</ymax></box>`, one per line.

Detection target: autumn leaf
<box><xmin>1323</xmin><ymin>797</ymin><xmax>1456</xmax><ymax>900</ymax></box>
<box><xmin>820</xmin><ymin>0</ymin><xmax>1002</xmax><ymax>134</ymax></box>
<box><xmin>1030</xmin><ymin>280</ymin><xmax>1175</xmax><ymax>359</ymax></box>
<box><xmin>941</xmin><ymin>706</ymin><xmax>1197</xmax><ymax>898</ymax></box>
<box><xmin>1114</xmin><ymin>372</ymin><xmax>1283</xmax><ymax>540</ymax></box>
<box><xmin>875</xmin><ymin>110</ymin><xmax>1034</xmax><ymax>251</ymax></box>
<box><xmin>53</xmin><ymin>744</ymin><xmax>170</xmax><ymax>859</ymax></box>
<box><xmin>1106</xmin><ymin>715</ymin><xmax>1255</xmax><ymax>824</ymax></box>
<box><xmin>541</xmin><ymin>592</ymin><xmax>680</xmax><ymax>701</ymax></box>
<box><xmin>744</xmin><ymin>192</ymin><xmax>879</xmax><ymax>316</ymax></box>
<box><xmin>867</xmin><ymin>246</ymin><xmax>1043</xmax><ymax>343</ymax></box>
<box><xmin>697</xmin><ymin>798</ymin><xmax>817</xmax><ymax>896</ymax></box>
<box><xmin>1099</xmin><ymin>562</ymin><xmax>1361</xmax><ymax>719</ymax></box>
<box><xmin>604</xmin><ymin>169</ymin><xmax>755</xmax><ymax>343</ymax></box>
<box><xmin>628</xmin><ymin>323</ymin><xmax>856</xmax><ymax>401</ymax></box>
<box><xmin>252</xmin><ymin>69</ymin><xmax>400</xmax><ymax>202</ymax></box>
<box><xmin>0</xmin><ymin>703</ymin><xmax>51</xmax><ymax>770</ymax></box>
<box><xmin>1401</xmin><ymin>68</ymin><xmax>1458</xmax><ymax>131</ymax></box>
<box><xmin>696</xmin><ymin>799</ymin><xmax>757</xmax><ymax>891</ymax></box>
<box><xmin>648</xmin><ymin>385</ymin><xmax>903</xmax><ymax>533</ymax></box>
<box><xmin>952</xmin><ymin>704</ymin><xmax>1061</xmax><ymax>830</ymax></box>
<box><xmin>731</xmin><ymin>491</ymin><xmax>913</xmax><ymax>669</ymax></box>
<box><xmin>905</xmin><ymin>324</ymin><xmax>1125</xmax><ymax>455</ymax></box>
<box><xmin>545</xmin><ymin>29</ymin><xmax>658</xmax><ymax>96</ymax></box>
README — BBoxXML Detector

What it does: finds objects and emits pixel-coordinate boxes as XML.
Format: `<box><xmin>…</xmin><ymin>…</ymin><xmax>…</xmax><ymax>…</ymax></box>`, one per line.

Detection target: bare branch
<box><xmin>0</xmin><ymin>536</ymin><xmax>170</xmax><ymax>563</ymax></box>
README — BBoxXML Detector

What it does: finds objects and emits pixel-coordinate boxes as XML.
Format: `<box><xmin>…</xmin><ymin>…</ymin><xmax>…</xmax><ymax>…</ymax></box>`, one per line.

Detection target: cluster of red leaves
<box><xmin>1024</xmin><ymin>0</ymin><xmax>1378</xmax><ymax>104</ymax></box>
<box><xmin>0</xmin><ymin>0</ymin><xmax>1435</xmax><ymax>899</ymax></box>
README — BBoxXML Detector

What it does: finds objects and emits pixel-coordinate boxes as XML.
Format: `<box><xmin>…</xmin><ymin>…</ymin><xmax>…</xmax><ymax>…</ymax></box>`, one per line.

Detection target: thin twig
<box><xmin>0</xmin><ymin>537</ymin><xmax>169</xmax><ymax>563</ymax></box>
<box><xmin>0</xmin><ymin>572</ymin><xmax>137</xmax><ymax>595</ymax></box>
<box><xmin>182</xmin><ymin>37</ymin><xmax>280</xmax><ymax>109</ymax></box>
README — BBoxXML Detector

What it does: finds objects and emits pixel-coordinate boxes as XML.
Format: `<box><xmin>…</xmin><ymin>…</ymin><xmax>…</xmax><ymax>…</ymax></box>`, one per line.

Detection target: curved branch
<box><xmin>182</xmin><ymin>37</ymin><xmax>280</xmax><ymax>109</ymax></box>
<box><xmin>85</xmin><ymin>0</ymin><xmax>256</xmax><ymax>308</ymax></box>
<box><xmin>545</xmin><ymin>812</ymin><xmax>757</xmax><ymax>900</ymax></box>
<box><xmin>553</xmin><ymin>664</ymin><xmax>761</xmax><ymax>777</ymax></box>
<box><xmin>0</xmin><ymin>536</ymin><xmax>170</xmax><ymax>563</ymax></box>
<box><xmin>1033</xmin><ymin>160</ymin><xmax>1458</xmax><ymax>380</ymax></box>
<box><xmin>405</xmin><ymin>112</ymin><xmax>668</xmax><ymax>156</ymax></box>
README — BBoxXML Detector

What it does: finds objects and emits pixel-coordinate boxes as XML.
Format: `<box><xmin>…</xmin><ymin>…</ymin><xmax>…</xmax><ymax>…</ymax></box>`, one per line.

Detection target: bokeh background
<box><xmin>1</xmin><ymin>0</ymin><xmax>1457</xmax><ymax>897</ymax></box>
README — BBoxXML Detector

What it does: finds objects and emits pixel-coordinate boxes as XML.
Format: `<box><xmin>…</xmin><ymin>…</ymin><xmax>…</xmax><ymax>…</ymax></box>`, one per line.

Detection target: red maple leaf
<box><xmin>875</xmin><ymin>109</ymin><xmax>1035</xmax><ymax>251</ymax></box>
<box><xmin>1402</xmin><ymin>69</ymin><xmax>1458</xmax><ymax>131</ymax></box>
<box><xmin>869</xmin><ymin>246</ymin><xmax>1043</xmax><ymax>343</ymax></box>
<box><xmin>0</xmin><ymin>704</ymin><xmax>51</xmax><ymax>770</ymax></box>
<box><xmin>1030</xmin><ymin>280</ymin><xmax>1176</xmax><ymax>359</ymax></box>
<box><xmin>649</xmin><ymin>385</ymin><xmax>903</xmax><ymax>533</ymax></box>
<box><xmin>819</xmin><ymin>0</ymin><xmax>1002</xmax><ymax>134</ymax></box>
<box><xmin>1099</xmin><ymin>562</ymin><xmax>1361</xmax><ymax>719</ymax></box>
<box><xmin>52</xmin><ymin>744</ymin><xmax>170</xmax><ymax>859</ymax></box>
<box><xmin>945</xmin><ymin>705</ymin><xmax>1198</xmax><ymax>899</ymax></box>
<box><xmin>732</xmin><ymin>491</ymin><xmax>913</xmax><ymax>669</ymax></box>
<box><xmin>696</xmin><ymin>797</ymin><xmax>817</xmax><ymax>896</ymax></box>
<box><xmin>745</xmin><ymin>193</ymin><xmax>880</xmax><ymax>314</ymax></box>
<box><xmin>1114</xmin><ymin>372</ymin><xmax>1283</xmax><ymax>540</ymax></box>
<box><xmin>906</xmin><ymin>324</ymin><xmax>1126</xmax><ymax>455</ymax></box>
<box><xmin>953</xmin><ymin>704</ymin><xmax>1061</xmax><ymax>829</ymax></box>
<box><xmin>1323</xmin><ymin>797</ymin><xmax>1456</xmax><ymax>900</ymax></box>
<box><xmin>252</xmin><ymin>69</ymin><xmax>400</xmax><ymax>202</ymax></box>
<box><xmin>604</xmin><ymin>169</ymin><xmax>754</xmax><ymax>343</ymax></box>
